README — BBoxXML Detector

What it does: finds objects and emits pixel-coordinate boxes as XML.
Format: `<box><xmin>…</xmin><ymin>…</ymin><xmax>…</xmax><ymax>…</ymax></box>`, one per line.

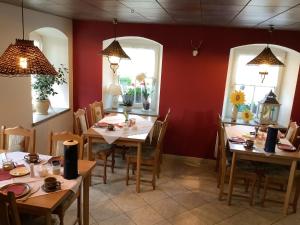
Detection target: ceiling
<box><xmin>2</xmin><ymin>0</ymin><xmax>300</xmax><ymax>30</ymax></box>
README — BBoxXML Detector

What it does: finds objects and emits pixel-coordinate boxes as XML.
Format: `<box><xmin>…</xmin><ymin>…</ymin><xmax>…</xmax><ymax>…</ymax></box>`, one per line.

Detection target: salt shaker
<box><xmin>30</xmin><ymin>163</ymin><xmax>35</xmax><ymax>177</ymax></box>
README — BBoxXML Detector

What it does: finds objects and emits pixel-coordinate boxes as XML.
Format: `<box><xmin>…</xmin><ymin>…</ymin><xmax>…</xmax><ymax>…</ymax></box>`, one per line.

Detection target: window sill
<box><xmin>32</xmin><ymin>108</ymin><xmax>70</xmax><ymax>126</ymax></box>
<box><xmin>104</xmin><ymin>107</ymin><xmax>158</xmax><ymax>117</ymax></box>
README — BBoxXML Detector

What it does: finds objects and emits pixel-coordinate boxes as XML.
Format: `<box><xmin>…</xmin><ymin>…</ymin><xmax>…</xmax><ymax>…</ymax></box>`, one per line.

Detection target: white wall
<box><xmin>0</xmin><ymin>2</ymin><xmax>73</xmax><ymax>154</ymax></box>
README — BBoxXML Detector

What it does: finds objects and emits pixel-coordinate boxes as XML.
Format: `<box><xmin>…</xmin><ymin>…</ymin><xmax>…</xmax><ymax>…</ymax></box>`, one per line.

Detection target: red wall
<box><xmin>73</xmin><ymin>20</ymin><xmax>300</xmax><ymax>159</ymax></box>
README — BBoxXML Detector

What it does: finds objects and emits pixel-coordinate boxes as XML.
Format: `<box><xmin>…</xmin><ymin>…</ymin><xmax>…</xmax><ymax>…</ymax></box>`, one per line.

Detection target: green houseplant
<box><xmin>32</xmin><ymin>64</ymin><xmax>68</xmax><ymax>114</ymax></box>
<box><xmin>122</xmin><ymin>88</ymin><xmax>134</xmax><ymax>112</ymax></box>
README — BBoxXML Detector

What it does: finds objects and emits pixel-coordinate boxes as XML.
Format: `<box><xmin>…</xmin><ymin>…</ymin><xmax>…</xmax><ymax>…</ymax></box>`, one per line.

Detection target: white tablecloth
<box><xmin>0</xmin><ymin>152</ymin><xmax>82</xmax><ymax>199</ymax></box>
<box><xmin>92</xmin><ymin>114</ymin><xmax>154</xmax><ymax>144</ymax></box>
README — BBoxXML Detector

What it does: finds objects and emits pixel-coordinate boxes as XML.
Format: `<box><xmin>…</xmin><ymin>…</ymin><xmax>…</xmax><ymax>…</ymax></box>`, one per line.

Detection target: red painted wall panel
<box><xmin>73</xmin><ymin>21</ymin><xmax>300</xmax><ymax>158</ymax></box>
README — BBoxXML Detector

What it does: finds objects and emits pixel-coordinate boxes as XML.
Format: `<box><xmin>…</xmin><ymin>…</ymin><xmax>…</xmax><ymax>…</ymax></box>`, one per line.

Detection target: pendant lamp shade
<box><xmin>102</xmin><ymin>40</ymin><xmax>130</xmax><ymax>60</ymax></box>
<box><xmin>0</xmin><ymin>0</ymin><xmax>57</xmax><ymax>77</ymax></box>
<box><xmin>247</xmin><ymin>46</ymin><xmax>284</xmax><ymax>66</ymax></box>
<box><xmin>0</xmin><ymin>39</ymin><xmax>58</xmax><ymax>77</ymax></box>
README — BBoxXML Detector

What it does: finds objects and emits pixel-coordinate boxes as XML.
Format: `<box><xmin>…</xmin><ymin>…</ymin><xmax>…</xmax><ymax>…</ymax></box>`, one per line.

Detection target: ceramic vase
<box><xmin>231</xmin><ymin>105</ymin><xmax>238</xmax><ymax>122</ymax></box>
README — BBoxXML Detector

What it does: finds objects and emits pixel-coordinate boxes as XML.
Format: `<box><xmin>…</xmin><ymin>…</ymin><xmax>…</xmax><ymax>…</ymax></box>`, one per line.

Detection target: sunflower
<box><xmin>230</xmin><ymin>90</ymin><xmax>245</xmax><ymax>105</ymax></box>
<box><xmin>241</xmin><ymin>110</ymin><xmax>253</xmax><ymax>122</ymax></box>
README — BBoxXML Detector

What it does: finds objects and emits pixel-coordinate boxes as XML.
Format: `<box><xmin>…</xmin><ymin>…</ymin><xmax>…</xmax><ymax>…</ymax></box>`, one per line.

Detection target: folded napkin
<box><xmin>278</xmin><ymin>143</ymin><xmax>296</xmax><ymax>151</ymax></box>
<box><xmin>228</xmin><ymin>137</ymin><xmax>245</xmax><ymax>144</ymax></box>
<box><xmin>0</xmin><ymin>169</ymin><xmax>12</xmax><ymax>181</ymax></box>
<box><xmin>94</xmin><ymin>122</ymin><xmax>108</xmax><ymax>128</ymax></box>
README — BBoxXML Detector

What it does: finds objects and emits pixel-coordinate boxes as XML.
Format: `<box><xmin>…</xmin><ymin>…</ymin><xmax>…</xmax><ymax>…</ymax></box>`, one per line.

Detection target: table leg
<box><xmin>283</xmin><ymin>160</ymin><xmax>297</xmax><ymax>215</ymax></box>
<box><xmin>136</xmin><ymin>143</ymin><xmax>142</xmax><ymax>193</ymax></box>
<box><xmin>45</xmin><ymin>211</ymin><xmax>52</xmax><ymax>225</ymax></box>
<box><xmin>227</xmin><ymin>152</ymin><xmax>237</xmax><ymax>205</ymax></box>
<box><xmin>87</xmin><ymin>137</ymin><xmax>92</xmax><ymax>161</ymax></box>
<box><xmin>83</xmin><ymin>173</ymin><xmax>90</xmax><ymax>225</ymax></box>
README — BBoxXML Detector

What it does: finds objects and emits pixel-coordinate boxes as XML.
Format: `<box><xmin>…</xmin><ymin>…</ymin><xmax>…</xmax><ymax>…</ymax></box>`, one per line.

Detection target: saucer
<box><xmin>243</xmin><ymin>143</ymin><xmax>254</xmax><ymax>150</ymax></box>
<box><xmin>41</xmin><ymin>184</ymin><xmax>61</xmax><ymax>193</ymax></box>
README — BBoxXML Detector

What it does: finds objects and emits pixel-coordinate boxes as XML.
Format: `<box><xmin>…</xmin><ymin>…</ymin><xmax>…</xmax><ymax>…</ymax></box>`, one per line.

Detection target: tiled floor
<box><xmin>65</xmin><ymin>155</ymin><xmax>300</xmax><ymax>225</ymax></box>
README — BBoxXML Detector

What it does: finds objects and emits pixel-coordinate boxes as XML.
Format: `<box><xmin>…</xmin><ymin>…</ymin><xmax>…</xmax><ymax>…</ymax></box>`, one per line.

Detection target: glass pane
<box><xmin>235</xmin><ymin>55</ymin><xmax>279</xmax><ymax>87</ymax></box>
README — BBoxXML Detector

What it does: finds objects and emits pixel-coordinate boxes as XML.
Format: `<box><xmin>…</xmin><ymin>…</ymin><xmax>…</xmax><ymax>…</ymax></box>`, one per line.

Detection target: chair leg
<box><xmin>249</xmin><ymin>176</ymin><xmax>257</xmax><ymax>206</ymax></box>
<box><xmin>292</xmin><ymin>180</ymin><xmax>300</xmax><ymax>213</ymax></box>
<box><xmin>58</xmin><ymin>212</ymin><xmax>64</xmax><ymax>225</ymax></box>
<box><xmin>218</xmin><ymin>166</ymin><xmax>226</xmax><ymax>200</ymax></box>
<box><xmin>261</xmin><ymin>176</ymin><xmax>270</xmax><ymax>207</ymax></box>
<box><xmin>152</xmin><ymin>164</ymin><xmax>156</xmax><ymax>190</ymax></box>
<box><xmin>111</xmin><ymin>150</ymin><xmax>115</xmax><ymax>173</ymax></box>
<box><xmin>132</xmin><ymin>164</ymin><xmax>135</xmax><ymax>175</ymax></box>
<box><xmin>103</xmin><ymin>156</ymin><xmax>108</xmax><ymax>184</ymax></box>
<box><xmin>126</xmin><ymin>159</ymin><xmax>130</xmax><ymax>186</ymax></box>
<box><xmin>77</xmin><ymin>194</ymin><xmax>82</xmax><ymax>225</ymax></box>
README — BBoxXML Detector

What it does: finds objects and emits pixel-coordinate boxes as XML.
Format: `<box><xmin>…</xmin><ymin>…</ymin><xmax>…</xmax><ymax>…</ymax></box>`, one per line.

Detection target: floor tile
<box><xmin>126</xmin><ymin>205</ymin><xmax>163</xmax><ymax>225</ymax></box>
<box><xmin>98</xmin><ymin>214</ymin><xmax>136</xmax><ymax>225</ymax></box>
<box><xmin>112</xmin><ymin>193</ymin><xmax>147</xmax><ymax>212</ymax></box>
<box><xmin>168</xmin><ymin>211</ymin><xmax>206</xmax><ymax>225</ymax></box>
<box><xmin>171</xmin><ymin>192</ymin><xmax>207</xmax><ymax>210</ymax></box>
<box><xmin>138</xmin><ymin>189</ymin><xmax>169</xmax><ymax>204</ymax></box>
<box><xmin>90</xmin><ymin>200</ymin><xmax>123</xmax><ymax>222</ymax></box>
<box><xmin>150</xmin><ymin>197</ymin><xmax>187</xmax><ymax>219</ymax></box>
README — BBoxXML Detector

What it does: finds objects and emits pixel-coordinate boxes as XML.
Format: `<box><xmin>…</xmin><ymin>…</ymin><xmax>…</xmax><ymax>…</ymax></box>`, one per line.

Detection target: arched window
<box><xmin>222</xmin><ymin>44</ymin><xmax>300</xmax><ymax>126</ymax></box>
<box><xmin>102</xmin><ymin>37</ymin><xmax>163</xmax><ymax>115</ymax></box>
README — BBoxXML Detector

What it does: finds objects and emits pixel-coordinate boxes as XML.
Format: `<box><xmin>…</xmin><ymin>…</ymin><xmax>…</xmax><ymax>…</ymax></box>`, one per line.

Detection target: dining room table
<box><xmin>84</xmin><ymin>113</ymin><xmax>157</xmax><ymax>193</ymax></box>
<box><xmin>225</xmin><ymin>125</ymin><xmax>300</xmax><ymax>215</ymax></box>
<box><xmin>0</xmin><ymin>151</ymin><xmax>96</xmax><ymax>225</ymax></box>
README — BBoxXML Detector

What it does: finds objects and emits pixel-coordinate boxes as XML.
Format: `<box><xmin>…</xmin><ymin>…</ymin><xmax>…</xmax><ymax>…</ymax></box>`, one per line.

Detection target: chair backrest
<box><xmin>74</xmin><ymin>108</ymin><xmax>89</xmax><ymax>136</ymax></box>
<box><xmin>286</xmin><ymin>121</ymin><xmax>298</xmax><ymax>141</ymax></box>
<box><xmin>164</xmin><ymin>108</ymin><xmax>171</xmax><ymax>123</ymax></box>
<box><xmin>0</xmin><ymin>192</ymin><xmax>21</xmax><ymax>225</ymax></box>
<box><xmin>48</xmin><ymin>131</ymin><xmax>84</xmax><ymax>160</ymax></box>
<box><xmin>89</xmin><ymin>101</ymin><xmax>104</xmax><ymax>125</ymax></box>
<box><xmin>217</xmin><ymin>116</ymin><xmax>227</xmax><ymax>170</ymax></box>
<box><xmin>0</xmin><ymin>126</ymin><xmax>36</xmax><ymax>153</ymax></box>
<box><xmin>154</xmin><ymin>118</ymin><xmax>169</xmax><ymax>162</ymax></box>
<box><xmin>290</xmin><ymin>126</ymin><xmax>300</xmax><ymax>149</ymax></box>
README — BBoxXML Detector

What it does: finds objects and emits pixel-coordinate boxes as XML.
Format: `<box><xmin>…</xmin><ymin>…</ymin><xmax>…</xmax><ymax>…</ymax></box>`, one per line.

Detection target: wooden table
<box><xmin>225</xmin><ymin>125</ymin><xmax>300</xmax><ymax>215</ymax></box>
<box><xmin>84</xmin><ymin>115</ymin><xmax>157</xmax><ymax>193</ymax></box>
<box><xmin>17</xmin><ymin>160</ymin><xmax>96</xmax><ymax>225</ymax></box>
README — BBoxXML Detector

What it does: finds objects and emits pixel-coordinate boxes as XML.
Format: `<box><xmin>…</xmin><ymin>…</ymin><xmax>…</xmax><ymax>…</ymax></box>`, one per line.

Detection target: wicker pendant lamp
<box><xmin>0</xmin><ymin>0</ymin><xmax>57</xmax><ymax>77</ymax></box>
<box><xmin>247</xmin><ymin>26</ymin><xmax>284</xmax><ymax>82</ymax></box>
<box><xmin>101</xmin><ymin>18</ymin><xmax>130</xmax><ymax>74</ymax></box>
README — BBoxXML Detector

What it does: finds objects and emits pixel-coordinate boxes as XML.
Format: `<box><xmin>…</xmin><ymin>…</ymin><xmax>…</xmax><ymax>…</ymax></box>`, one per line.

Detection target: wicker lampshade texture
<box><xmin>247</xmin><ymin>47</ymin><xmax>284</xmax><ymax>66</ymax></box>
<box><xmin>102</xmin><ymin>40</ymin><xmax>130</xmax><ymax>60</ymax></box>
<box><xmin>0</xmin><ymin>39</ymin><xmax>58</xmax><ymax>77</ymax></box>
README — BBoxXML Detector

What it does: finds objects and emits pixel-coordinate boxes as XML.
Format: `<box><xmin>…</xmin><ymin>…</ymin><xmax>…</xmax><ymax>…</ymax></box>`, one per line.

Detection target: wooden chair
<box><xmin>125</xmin><ymin>117</ymin><xmax>169</xmax><ymax>190</ymax></box>
<box><xmin>48</xmin><ymin>131</ymin><xmax>84</xmax><ymax>160</ymax></box>
<box><xmin>218</xmin><ymin>123</ymin><xmax>257</xmax><ymax>205</ymax></box>
<box><xmin>215</xmin><ymin>114</ymin><xmax>223</xmax><ymax>174</ymax></box>
<box><xmin>0</xmin><ymin>126</ymin><xmax>36</xmax><ymax>153</ymax></box>
<box><xmin>74</xmin><ymin>108</ymin><xmax>114</xmax><ymax>184</ymax></box>
<box><xmin>0</xmin><ymin>192</ymin><xmax>21</xmax><ymax>225</ymax></box>
<box><xmin>89</xmin><ymin>101</ymin><xmax>104</xmax><ymax>125</ymax></box>
<box><xmin>261</xmin><ymin>169</ymin><xmax>300</xmax><ymax>213</ymax></box>
<box><xmin>48</xmin><ymin>131</ymin><xmax>83</xmax><ymax>225</ymax></box>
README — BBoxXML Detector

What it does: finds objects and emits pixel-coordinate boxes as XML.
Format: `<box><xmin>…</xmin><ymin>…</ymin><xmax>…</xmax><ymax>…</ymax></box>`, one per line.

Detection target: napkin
<box><xmin>0</xmin><ymin>169</ymin><xmax>12</xmax><ymax>181</ymax></box>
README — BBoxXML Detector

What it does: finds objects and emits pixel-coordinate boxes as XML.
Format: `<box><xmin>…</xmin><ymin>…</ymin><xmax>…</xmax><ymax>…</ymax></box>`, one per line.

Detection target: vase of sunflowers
<box><xmin>230</xmin><ymin>90</ymin><xmax>245</xmax><ymax>122</ymax></box>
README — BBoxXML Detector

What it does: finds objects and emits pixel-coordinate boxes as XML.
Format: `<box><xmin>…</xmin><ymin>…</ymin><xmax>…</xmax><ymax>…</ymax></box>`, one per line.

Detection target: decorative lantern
<box><xmin>255</xmin><ymin>90</ymin><xmax>280</xmax><ymax>125</ymax></box>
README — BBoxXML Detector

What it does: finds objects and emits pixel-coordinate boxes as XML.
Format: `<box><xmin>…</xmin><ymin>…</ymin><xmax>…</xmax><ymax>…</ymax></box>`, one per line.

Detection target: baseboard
<box><xmin>162</xmin><ymin>153</ymin><xmax>215</xmax><ymax>167</ymax></box>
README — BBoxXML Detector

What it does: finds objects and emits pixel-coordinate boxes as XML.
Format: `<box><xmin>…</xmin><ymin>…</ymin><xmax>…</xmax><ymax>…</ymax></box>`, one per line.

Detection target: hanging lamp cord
<box><xmin>21</xmin><ymin>0</ymin><xmax>25</xmax><ymax>39</ymax></box>
<box><xmin>113</xmin><ymin>18</ymin><xmax>117</xmax><ymax>40</ymax></box>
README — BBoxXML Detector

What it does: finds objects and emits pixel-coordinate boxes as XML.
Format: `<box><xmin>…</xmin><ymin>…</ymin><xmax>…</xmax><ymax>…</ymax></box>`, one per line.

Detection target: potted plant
<box><xmin>32</xmin><ymin>64</ymin><xmax>68</xmax><ymax>115</ymax></box>
<box><xmin>122</xmin><ymin>88</ymin><xmax>134</xmax><ymax>112</ymax></box>
<box><xmin>142</xmin><ymin>83</ymin><xmax>150</xmax><ymax>110</ymax></box>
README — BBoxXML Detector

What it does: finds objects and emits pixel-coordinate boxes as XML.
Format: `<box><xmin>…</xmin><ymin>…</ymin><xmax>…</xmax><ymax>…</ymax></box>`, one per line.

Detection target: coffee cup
<box><xmin>44</xmin><ymin>177</ymin><xmax>61</xmax><ymax>190</ymax></box>
<box><xmin>107</xmin><ymin>124</ymin><xmax>114</xmax><ymax>131</ymax></box>
<box><xmin>24</xmin><ymin>153</ymin><xmax>39</xmax><ymax>163</ymax></box>
<box><xmin>245</xmin><ymin>139</ymin><xmax>254</xmax><ymax>149</ymax></box>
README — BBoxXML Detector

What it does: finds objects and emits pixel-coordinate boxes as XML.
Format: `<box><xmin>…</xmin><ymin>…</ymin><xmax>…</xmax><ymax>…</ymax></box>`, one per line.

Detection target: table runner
<box><xmin>92</xmin><ymin>114</ymin><xmax>154</xmax><ymax>144</ymax></box>
<box><xmin>0</xmin><ymin>152</ymin><xmax>82</xmax><ymax>199</ymax></box>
